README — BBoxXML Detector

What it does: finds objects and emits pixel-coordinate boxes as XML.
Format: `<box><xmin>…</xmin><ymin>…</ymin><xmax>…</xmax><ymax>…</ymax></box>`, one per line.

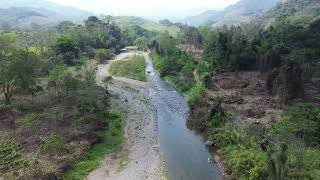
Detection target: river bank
<box><xmin>88</xmin><ymin>52</ymin><xmax>162</xmax><ymax>180</ymax></box>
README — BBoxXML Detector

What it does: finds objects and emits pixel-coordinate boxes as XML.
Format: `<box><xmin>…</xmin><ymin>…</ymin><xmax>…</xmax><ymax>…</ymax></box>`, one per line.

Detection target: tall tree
<box><xmin>0</xmin><ymin>50</ymin><xmax>40</xmax><ymax>105</ymax></box>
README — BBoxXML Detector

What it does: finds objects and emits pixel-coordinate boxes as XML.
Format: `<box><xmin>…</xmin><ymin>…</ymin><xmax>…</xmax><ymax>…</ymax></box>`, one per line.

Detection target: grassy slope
<box><xmin>110</xmin><ymin>55</ymin><xmax>147</xmax><ymax>81</ymax></box>
<box><xmin>112</xmin><ymin>16</ymin><xmax>180</xmax><ymax>37</ymax></box>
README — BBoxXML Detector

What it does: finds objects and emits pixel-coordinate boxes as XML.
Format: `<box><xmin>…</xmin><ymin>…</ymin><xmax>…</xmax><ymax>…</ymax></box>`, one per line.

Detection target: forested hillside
<box><xmin>258</xmin><ymin>0</ymin><xmax>320</xmax><ymax>27</ymax></box>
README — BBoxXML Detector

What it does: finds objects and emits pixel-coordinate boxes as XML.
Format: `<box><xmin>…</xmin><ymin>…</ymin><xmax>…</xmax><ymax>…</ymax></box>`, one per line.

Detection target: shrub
<box><xmin>95</xmin><ymin>49</ymin><xmax>113</xmax><ymax>63</ymax></box>
<box><xmin>287</xmin><ymin>149</ymin><xmax>320</xmax><ymax>179</ymax></box>
<box><xmin>152</xmin><ymin>53</ymin><xmax>169</xmax><ymax>76</ymax></box>
<box><xmin>186</xmin><ymin>82</ymin><xmax>207</xmax><ymax>104</ymax></box>
<box><xmin>208</xmin><ymin>112</ymin><xmax>226</xmax><ymax>128</ymax></box>
<box><xmin>214</xmin><ymin>124</ymin><xmax>268</xmax><ymax>179</ymax></box>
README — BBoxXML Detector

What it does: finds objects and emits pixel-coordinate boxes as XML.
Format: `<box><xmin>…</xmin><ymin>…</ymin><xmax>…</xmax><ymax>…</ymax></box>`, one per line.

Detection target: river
<box><xmin>145</xmin><ymin>54</ymin><xmax>223</xmax><ymax>180</ymax></box>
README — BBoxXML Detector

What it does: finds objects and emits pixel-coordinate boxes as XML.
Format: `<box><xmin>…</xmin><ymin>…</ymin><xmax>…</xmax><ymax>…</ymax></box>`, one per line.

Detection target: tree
<box><xmin>56</xmin><ymin>21</ymin><xmax>76</xmax><ymax>34</ymax></box>
<box><xmin>183</xmin><ymin>27</ymin><xmax>202</xmax><ymax>53</ymax></box>
<box><xmin>0</xmin><ymin>50</ymin><xmax>40</xmax><ymax>105</ymax></box>
<box><xmin>18</xmin><ymin>32</ymin><xmax>35</xmax><ymax>52</ymax></box>
<box><xmin>53</xmin><ymin>35</ymin><xmax>80</xmax><ymax>65</ymax></box>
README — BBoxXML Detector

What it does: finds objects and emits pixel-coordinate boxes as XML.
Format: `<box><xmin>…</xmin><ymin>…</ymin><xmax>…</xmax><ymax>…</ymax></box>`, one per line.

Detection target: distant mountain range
<box><xmin>0</xmin><ymin>0</ymin><xmax>92</xmax><ymax>29</ymax></box>
<box><xmin>182</xmin><ymin>0</ymin><xmax>281</xmax><ymax>26</ymax></box>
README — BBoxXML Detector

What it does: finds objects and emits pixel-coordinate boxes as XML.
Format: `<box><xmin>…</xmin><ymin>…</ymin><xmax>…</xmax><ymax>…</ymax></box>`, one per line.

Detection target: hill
<box><xmin>258</xmin><ymin>0</ymin><xmax>320</xmax><ymax>28</ymax></box>
<box><xmin>110</xmin><ymin>16</ymin><xmax>181</xmax><ymax>37</ymax></box>
<box><xmin>0</xmin><ymin>0</ymin><xmax>92</xmax><ymax>29</ymax></box>
<box><xmin>182</xmin><ymin>0</ymin><xmax>280</xmax><ymax>26</ymax></box>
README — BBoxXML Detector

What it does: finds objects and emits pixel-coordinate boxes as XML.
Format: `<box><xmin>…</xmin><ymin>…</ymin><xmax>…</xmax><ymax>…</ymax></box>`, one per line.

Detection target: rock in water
<box><xmin>205</xmin><ymin>140</ymin><xmax>214</xmax><ymax>146</ymax></box>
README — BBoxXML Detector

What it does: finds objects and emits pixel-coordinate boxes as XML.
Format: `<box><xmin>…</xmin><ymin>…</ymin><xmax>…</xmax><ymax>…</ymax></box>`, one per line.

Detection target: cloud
<box><xmin>48</xmin><ymin>0</ymin><xmax>240</xmax><ymax>18</ymax></box>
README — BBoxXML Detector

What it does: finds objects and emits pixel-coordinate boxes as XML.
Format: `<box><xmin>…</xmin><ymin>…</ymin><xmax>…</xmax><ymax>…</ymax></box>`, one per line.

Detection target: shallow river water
<box><xmin>145</xmin><ymin>54</ymin><xmax>223</xmax><ymax>180</ymax></box>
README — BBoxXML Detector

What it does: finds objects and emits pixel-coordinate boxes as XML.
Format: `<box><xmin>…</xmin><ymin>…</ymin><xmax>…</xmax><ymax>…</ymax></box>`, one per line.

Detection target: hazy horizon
<box><xmin>46</xmin><ymin>0</ymin><xmax>240</xmax><ymax>20</ymax></box>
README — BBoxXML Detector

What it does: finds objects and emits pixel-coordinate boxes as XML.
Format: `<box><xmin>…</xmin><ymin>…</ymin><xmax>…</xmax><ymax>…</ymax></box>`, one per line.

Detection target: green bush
<box><xmin>152</xmin><ymin>53</ymin><xmax>167</xmax><ymax>76</ymax></box>
<box><xmin>40</xmin><ymin>135</ymin><xmax>65</xmax><ymax>156</ymax></box>
<box><xmin>186</xmin><ymin>82</ymin><xmax>207</xmax><ymax>104</ymax></box>
<box><xmin>95</xmin><ymin>49</ymin><xmax>113</xmax><ymax>63</ymax></box>
<box><xmin>287</xmin><ymin>149</ymin><xmax>320</xmax><ymax>179</ymax></box>
<box><xmin>214</xmin><ymin>124</ymin><xmax>268</xmax><ymax>179</ymax></box>
<box><xmin>208</xmin><ymin>112</ymin><xmax>226</xmax><ymax>128</ymax></box>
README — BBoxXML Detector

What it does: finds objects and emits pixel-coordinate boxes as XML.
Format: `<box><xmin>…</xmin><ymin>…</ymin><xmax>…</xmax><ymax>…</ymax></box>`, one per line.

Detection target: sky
<box><xmin>47</xmin><ymin>0</ymin><xmax>240</xmax><ymax>20</ymax></box>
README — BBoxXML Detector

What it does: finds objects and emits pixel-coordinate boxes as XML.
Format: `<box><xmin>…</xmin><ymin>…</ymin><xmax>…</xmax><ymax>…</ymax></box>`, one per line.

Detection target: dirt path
<box><xmin>88</xmin><ymin>52</ymin><xmax>162</xmax><ymax>180</ymax></box>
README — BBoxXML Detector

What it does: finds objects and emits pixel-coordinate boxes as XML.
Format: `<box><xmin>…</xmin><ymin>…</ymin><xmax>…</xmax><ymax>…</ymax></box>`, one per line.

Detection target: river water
<box><xmin>145</xmin><ymin>54</ymin><xmax>223</xmax><ymax>180</ymax></box>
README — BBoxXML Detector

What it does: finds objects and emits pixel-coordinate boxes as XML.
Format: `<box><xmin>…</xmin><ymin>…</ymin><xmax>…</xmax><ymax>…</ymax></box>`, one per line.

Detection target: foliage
<box><xmin>151</xmin><ymin>34</ymin><xmax>197</xmax><ymax>93</ymax></box>
<box><xmin>286</xmin><ymin>149</ymin><xmax>320</xmax><ymax>179</ymax></box>
<box><xmin>208</xmin><ymin>112</ymin><xmax>226</xmax><ymax>128</ymax></box>
<box><xmin>0</xmin><ymin>135</ymin><xmax>22</xmax><ymax>171</ymax></box>
<box><xmin>202</xmin><ymin>25</ymin><xmax>257</xmax><ymax>72</ymax></box>
<box><xmin>65</xmin><ymin>16</ymin><xmax>127</xmax><ymax>53</ymax></box>
<box><xmin>62</xmin><ymin>113</ymin><xmax>124</xmax><ymax>180</ymax></box>
<box><xmin>53</xmin><ymin>35</ymin><xmax>80</xmax><ymax>65</ymax></box>
<box><xmin>95</xmin><ymin>49</ymin><xmax>113</xmax><ymax>63</ymax></box>
<box><xmin>78</xmin><ymin>62</ymin><xmax>97</xmax><ymax>89</ymax></box>
<box><xmin>214</xmin><ymin>124</ymin><xmax>268</xmax><ymax>179</ymax></box>
<box><xmin>40</xmin><ymin>134</ymin><xmax>65</xmax><ymax>156</ymax></box>
<box><xmin>270</xmin><ymin>102</ymin><xmax>320</xmax><ymax>147</ymax></box>
<box><xmin>110</xmin><ymin>55</ymin><xmax>147</xmax><ymax>81</ymax></box>
<box><xmin>0</xmin><ymin>49</ymin><xmax>40</xmax><ymax>105</ymax></box>
<box><xmin>186</xmin><ymin>82</ymin><xmax>206</xmax><ymax>104</ymax></box>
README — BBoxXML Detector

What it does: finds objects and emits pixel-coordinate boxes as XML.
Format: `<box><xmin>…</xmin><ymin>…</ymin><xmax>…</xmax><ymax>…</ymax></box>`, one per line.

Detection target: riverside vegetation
<box><xmin>150</xmin><ymin>0</ymin><xmax>320</xmax><ymax>179</ymax></box>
